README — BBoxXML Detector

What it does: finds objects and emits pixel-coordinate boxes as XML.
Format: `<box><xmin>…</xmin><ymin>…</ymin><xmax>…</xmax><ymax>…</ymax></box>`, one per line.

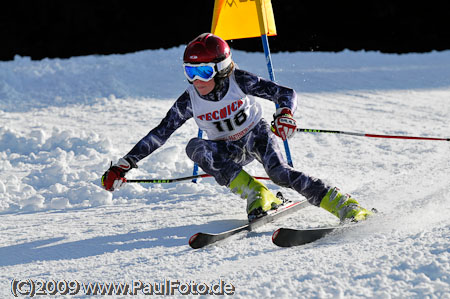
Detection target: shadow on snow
<box><xmin>0</xmin><ymin>218</ymin><xmax>248</xmax><ymax>267</ymax></box>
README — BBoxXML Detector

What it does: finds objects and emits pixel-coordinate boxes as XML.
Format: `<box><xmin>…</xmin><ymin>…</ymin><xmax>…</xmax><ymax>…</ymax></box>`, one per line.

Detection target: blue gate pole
<box><xmin>191</xmin><ymin>128</ymin><xmax>203</xmax><ymax>183</ymax></box>
<box><xmin>261</xmin><ymin>34</ymin><xmax>294</xmax><ymax>167</ymax></box>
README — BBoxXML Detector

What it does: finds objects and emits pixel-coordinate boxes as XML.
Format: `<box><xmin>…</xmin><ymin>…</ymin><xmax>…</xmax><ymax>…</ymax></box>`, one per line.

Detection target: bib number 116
<box><xmin>213</xmin><ymin>109</ymin><xmax>247</xmax><ymax>132</ymax></box>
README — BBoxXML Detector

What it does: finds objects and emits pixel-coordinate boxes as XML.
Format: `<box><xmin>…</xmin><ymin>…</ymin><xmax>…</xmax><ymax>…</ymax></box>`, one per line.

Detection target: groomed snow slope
<box><xmin>1</xmin><ymin>48</ymin><xmax>449</xmax><ymax>298</ymax></box>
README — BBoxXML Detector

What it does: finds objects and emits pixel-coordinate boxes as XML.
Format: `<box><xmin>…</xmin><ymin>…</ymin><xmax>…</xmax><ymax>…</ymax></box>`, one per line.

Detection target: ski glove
<box><xmin>101</xmin><ymin>157</ymin><xmax>137</xmax><ymax>191</ymax></box>
<box><xmin>271</xmin><ymin>107</ymin><xmax>297</xmax><ymax>141</ymax></box>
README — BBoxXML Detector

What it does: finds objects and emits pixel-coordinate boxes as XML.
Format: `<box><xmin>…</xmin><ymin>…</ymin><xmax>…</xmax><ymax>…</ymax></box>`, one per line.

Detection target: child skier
<box><xmin>101</xmin><ymin>33</ymin><xmax>372</xmax><ymax>222</ymax></box>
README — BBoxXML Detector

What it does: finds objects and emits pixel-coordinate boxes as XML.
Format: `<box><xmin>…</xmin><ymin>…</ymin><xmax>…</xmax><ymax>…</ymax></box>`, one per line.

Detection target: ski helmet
<box><xmin>183</xmin><ymin>33</ymin><xmax>233</xmax><ymax>81</ymax></box>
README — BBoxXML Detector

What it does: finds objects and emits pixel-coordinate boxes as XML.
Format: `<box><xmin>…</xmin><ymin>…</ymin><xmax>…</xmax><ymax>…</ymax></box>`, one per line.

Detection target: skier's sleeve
<box><xmin>123</xmin><ymin>91</ymin><xmax>193</xmax><ymax>164</ymax></box>
<box><xmin>234</xmin><ymin>68</ymin><xmax>297</xmax><ymax>114</ymax></box>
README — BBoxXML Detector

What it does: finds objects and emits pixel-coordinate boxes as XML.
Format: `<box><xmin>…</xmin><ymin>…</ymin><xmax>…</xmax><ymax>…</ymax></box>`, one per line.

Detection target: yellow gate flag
<box><xmin>211</xmin><ymin>0</ymin><xmax>277</xmax><ymax>40</ymax></box>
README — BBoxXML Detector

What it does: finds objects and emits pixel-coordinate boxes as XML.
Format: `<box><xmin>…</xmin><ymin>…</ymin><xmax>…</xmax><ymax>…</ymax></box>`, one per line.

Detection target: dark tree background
<box><xmin>1</xmin><ymin>0</ymin><xmax>449</xmax><ymax>61</ymax></box>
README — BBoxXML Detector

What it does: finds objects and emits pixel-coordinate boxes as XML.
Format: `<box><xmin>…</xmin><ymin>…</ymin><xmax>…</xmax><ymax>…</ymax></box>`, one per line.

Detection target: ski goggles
<box><xmin>183</xmin><ymin>56</ymin><xmax>232</xmax><ymax>82</ymax></box>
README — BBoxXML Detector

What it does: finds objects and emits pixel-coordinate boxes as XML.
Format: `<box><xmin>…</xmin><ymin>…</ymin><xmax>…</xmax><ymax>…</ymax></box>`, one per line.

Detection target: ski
<box><xmin>188</xmin><ymin>196</ymin><xmax>310</xmax><ymax>249</ymax></box>
<box><xmin>272</xmin><ymin>226</ymin><xmax>342</xmax><ymax>247</ymax></box>
<box><xmin>272</xmin><ymin>208</ymin><xmax>378</xmax><ymax>247</ymax></box>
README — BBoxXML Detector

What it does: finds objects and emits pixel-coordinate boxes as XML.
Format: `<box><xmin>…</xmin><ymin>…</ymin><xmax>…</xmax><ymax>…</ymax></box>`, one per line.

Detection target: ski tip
<box><xmin>272</xmin><ymin>228</ymin><xmax>281</xmax><ymax>243</ymax></box>
<box><xmin>272</xmin><ymin>228</ymin><xmax>294</xmax><ymax>247</ymax></box>
<box><xmin>188</xmin><ymin>233</ymin><xmax>200</xmax><ymax>249</ymax></box>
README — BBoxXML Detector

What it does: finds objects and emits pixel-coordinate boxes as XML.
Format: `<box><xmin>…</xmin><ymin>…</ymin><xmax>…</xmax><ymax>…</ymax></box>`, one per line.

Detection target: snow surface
<box><xmin>1</xmin><ymin>47</ymin><xmax>449</xmax><ymax>298</ymax></box>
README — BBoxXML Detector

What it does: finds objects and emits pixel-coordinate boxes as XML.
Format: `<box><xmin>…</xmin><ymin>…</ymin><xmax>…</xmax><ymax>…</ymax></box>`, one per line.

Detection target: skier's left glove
<box><xmin>101</xmin><ymin>157</ymin><xmax>137</xmax><ymax>191</ymax></box>
<box><xmin>271</xmin><ymin>107</ymin><xmax>297</xmax><ymax>141</ymax></box>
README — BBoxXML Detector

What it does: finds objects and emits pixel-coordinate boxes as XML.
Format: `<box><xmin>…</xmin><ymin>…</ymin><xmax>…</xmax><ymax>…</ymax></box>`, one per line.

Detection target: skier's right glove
<box><xmin>101</xmin><ymin>157</ymin><xmax>137</xmax><ymax>191</ymax></box>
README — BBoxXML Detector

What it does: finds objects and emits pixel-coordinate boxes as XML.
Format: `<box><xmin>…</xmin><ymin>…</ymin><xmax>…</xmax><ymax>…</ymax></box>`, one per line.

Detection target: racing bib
<box><xmin>188</xmin><ymin>73</ymin><xmax>262</xmax><ymax>141</ymax></box>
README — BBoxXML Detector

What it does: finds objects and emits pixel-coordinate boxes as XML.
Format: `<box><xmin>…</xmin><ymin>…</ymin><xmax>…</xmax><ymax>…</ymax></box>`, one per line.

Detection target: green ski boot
<box><xmin>229</xmin><ymin>170</ymin><xmax>282</xmax><ymax>221</ymax></box>
<box><xmin>320</xmin><ymin>187</ymin><xmax>373</xmax><ymax>222</ymax></box>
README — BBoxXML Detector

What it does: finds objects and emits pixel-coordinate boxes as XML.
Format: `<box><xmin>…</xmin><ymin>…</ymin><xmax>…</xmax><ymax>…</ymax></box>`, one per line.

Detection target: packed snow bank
<box><xmin>0</xmin><ymin>50</ymin><xmax>186</xmax><ymax>112</ymax></box>
<box><xmin>3</xmin><ymin>48</ymin><xmax>450</xmax><ymax>112</ymax></box>
<box><xmin>0</xmin><ymin>125</ymin><xmax>113</xmax><ymax>212</ymax></box>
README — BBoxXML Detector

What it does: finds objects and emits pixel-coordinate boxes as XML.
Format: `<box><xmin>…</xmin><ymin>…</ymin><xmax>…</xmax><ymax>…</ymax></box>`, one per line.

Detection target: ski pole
<box><xmin>297</xmin><ymin>128</ymin><xmax>450</xmax><ymax>141</ymax></box>
<box><xmin>126</xmin><ymin>174</ymin><xmax>271</xmax><ymax>184</ymax></box>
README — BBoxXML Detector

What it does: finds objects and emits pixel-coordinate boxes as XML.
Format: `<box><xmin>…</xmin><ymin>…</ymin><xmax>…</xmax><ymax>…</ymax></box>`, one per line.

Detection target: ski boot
<box><xmin>229</xmin><ymin>170</ymin><xmax>282</xmax><ymax>221</ymax></box>
<box><xmin>320</xmin><ymin>187</ymin><xmax>373</xmax><ymax>222</ymax></box>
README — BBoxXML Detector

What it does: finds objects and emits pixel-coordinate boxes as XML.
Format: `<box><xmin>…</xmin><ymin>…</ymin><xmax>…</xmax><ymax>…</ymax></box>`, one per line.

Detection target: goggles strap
<box><xmin>216</xmin><ymin>55</ymin><xmax>232</xmax><ymax>72</ymax></box>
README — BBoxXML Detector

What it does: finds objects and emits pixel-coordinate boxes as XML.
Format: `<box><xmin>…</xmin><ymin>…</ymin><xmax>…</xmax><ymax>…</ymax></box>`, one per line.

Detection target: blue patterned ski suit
<box><xmin>124</xmin><ymin>69</ymin><xmax>330</xmax><ymax>206</ymax></box>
